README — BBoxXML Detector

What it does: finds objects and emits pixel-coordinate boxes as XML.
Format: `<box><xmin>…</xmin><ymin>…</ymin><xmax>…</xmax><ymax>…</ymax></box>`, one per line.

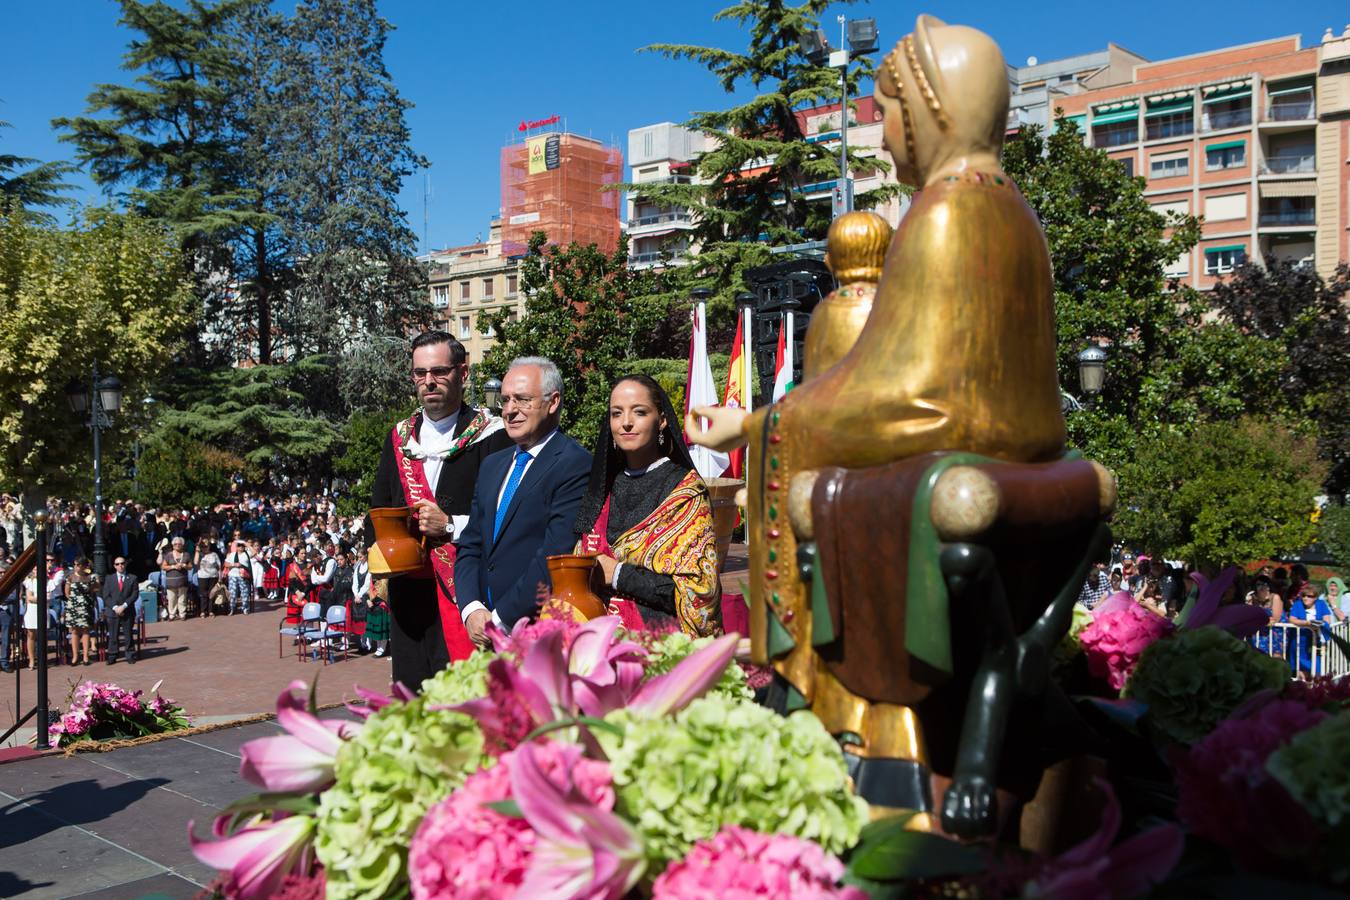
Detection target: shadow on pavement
<box><xmin>0</xmin><ymin>776</ymin><xmax>170</xmax><ymax>849</ymax></box>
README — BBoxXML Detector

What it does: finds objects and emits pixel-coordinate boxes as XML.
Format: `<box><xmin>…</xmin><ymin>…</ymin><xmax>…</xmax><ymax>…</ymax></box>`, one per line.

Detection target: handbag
<box><xmin>210</xmin><ymin>581</ymin><xmax>229</xmax><ymax>609</ymax></box>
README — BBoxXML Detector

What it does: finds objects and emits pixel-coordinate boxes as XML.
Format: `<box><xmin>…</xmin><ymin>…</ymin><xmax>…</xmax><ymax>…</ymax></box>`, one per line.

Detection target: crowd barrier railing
<box><xmin>1248</xmin><ymin>621</ymin><xmax>1350</xmax><ymax>678</ymax></box>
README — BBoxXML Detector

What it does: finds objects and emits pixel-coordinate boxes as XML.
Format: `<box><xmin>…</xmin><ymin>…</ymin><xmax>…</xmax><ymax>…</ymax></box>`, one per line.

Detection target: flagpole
<box><xmin>737</xmin><ymin>292</ymin><xmax>755</xmax><ymax>415</ymax></box>
<box><xmin>782</xmin><ymin>296</ymin><xmax>799</xmax><ymax>391</ymax></box>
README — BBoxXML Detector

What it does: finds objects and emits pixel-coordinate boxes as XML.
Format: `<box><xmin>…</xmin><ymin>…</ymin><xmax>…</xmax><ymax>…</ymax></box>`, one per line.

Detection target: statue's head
<box><xmin>874</xmin><ymin>15</ymin><xmax>1010</xmax><ymax>186</ymax></box>
<box><xmin>824</xmin><ymin>211</ymin><xmax>893</xmax><ymax>284</ymax></box>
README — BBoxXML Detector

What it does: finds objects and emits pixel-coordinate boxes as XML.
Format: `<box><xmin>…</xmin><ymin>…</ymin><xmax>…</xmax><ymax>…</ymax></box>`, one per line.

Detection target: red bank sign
<box><xmin>518</xmin><ymin>114</ymin><xmax>561</xmax><ymax>132</ymax></box>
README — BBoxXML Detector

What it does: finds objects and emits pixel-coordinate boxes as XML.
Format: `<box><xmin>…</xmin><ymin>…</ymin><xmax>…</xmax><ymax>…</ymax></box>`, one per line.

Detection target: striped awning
<box><xmin>1260</xmin><ymin>180</ymin><xmax>1317</xmax><ymax>197</ymax></box>
<box><xmin>1202</xmin><ymin>80</ymin><xmax>1252</xmax><ymax>102</ymax></box>
<box><xmin>1147</xmin><ymin>90</ymin><xmax>1191</xmax><ymax>104</ymax></box>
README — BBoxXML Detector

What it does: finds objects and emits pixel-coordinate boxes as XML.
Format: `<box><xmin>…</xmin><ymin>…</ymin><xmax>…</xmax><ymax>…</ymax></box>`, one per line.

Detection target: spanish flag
<box><xmin>722</xmin><ymin>315</ymin><xmax>748</xmax><ymax>478</ymax></box>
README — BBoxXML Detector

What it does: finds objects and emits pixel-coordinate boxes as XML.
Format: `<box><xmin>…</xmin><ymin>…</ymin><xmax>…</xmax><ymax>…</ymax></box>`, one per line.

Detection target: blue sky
<box><xmin>2</xmin><ymin>1</ymin><xmax>1343</xmax><ymax>251</ymax></box>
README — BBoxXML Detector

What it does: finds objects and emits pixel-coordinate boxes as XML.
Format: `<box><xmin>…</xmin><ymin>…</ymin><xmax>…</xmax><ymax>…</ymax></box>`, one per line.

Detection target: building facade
<box><xmin>1006</xmin><ymin>44</ymin><xmax>1147</xmax><ymax>134</ymax></box>
<box><xmin>500</xmin><ymin>131</ymin><xmax>623</xmax><ymax>257</ymax></box>
<box><xmin>1056</xmin><ymin>36</ymin><xmax>1325</xmax><ymax>288</ymax></box>
<box><xmin>419</xmin><ymin>217</ymin><xmax>523</xmax><ymax>366</ymax></box>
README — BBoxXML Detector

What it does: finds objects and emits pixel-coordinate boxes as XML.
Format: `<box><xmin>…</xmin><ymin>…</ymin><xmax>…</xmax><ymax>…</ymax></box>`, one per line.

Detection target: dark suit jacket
<box><xmin>101</xmin><ymin>572</ymin><xmax>139</xmax><ymax>616</ymax></box>
<box><xmin>454</xmin><ymin>431</ymin><xmax>591</xmax><ymax>630</ymax></box>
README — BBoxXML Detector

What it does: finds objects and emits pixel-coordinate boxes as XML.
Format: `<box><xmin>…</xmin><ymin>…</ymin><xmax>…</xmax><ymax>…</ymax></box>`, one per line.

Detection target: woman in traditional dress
<box><xmin>573</xmin><ymin>375</ymin><xmax>721</xmax><ymax>637</ymax></box>
<box><xmin>63</xmin><ymin>557</ymin><xmax>97</xmax><ymax>665</ymax></box>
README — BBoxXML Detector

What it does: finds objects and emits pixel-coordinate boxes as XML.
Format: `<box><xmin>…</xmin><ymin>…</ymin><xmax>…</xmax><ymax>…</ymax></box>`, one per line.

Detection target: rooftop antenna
<box><xmin>422</xmin><ymin>172</ymin><xmax>432</xmax><ymax>254</ymax></box>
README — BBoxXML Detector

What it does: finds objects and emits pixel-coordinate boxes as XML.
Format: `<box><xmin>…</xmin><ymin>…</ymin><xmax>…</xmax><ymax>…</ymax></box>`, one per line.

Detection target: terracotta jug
<box><xmin>545</xmin><ymin>554</ymin><xmax>606</xmax><ymax>622</ymax></box>
<box><xmin>366</xmin><ymin>507</ymin><xmax>429</xmax><ymax>577</ymax></box>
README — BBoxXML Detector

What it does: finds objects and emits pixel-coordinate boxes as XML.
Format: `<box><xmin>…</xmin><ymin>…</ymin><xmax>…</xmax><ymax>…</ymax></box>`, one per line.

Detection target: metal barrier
<box><xmin>1249</xmin><ymin>621</ymin><xmax>1350</xmax><ymax>678</ymax></box>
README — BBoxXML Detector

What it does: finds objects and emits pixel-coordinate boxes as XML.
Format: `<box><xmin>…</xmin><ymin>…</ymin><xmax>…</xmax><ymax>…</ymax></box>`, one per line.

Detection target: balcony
<box><xmin>1202</xmin><ymin>107</ymin><xmax>1251</xmax><ymax>131</ymax></box>
<box><xmin>1266</xmin><ymin>100</ymin><xmax>1315</xmax><ymax>122</ymax></box>
<box><xmin>1260</xmin><ymin>153</ymin><xmax>1315</xmax><ymax>175</ymax></box>
<box><xmin>1258</xmin><ymin>209</ymin><xmax>1315</xmax><ymax>227</ymax></box>
<box><xmin>630</xmin><ymin>250</ymin><xmax>689</xmax><ymax>268</ymax></box>
<box><xmin>1093</xmin><ymin>122</ymin><xmax>1138</xmax><ymax>148</ymax></box>
<box><xmin>631</xmin><ymin>211</ymin><xmax>693</xmax><ymax>228</ymax></box>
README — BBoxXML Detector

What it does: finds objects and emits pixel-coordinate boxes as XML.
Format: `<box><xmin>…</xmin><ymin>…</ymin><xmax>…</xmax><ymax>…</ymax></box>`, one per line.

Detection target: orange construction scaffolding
<box><xmin>500</xmin><ymin>132</ymin><xmax>622</xmax><ymax>257</ymax></box>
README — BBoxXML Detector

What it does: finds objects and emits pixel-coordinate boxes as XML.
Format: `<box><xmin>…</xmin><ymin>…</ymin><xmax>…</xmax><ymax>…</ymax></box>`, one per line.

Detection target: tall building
<box><xmin>419</xmin><ymin>217</ymin><xmax>523</xmax><ymax>367</ymax></box>
<box><xmin>1315</xmin><ymin>26</ymin><xmax>1350</xmax><ymax>277</ymax></box>
<box><xmin>624</xmin><ymin>97</ymin><xmax>910</xmax><ymax>271</ymax></box>
<box><xmin>500</xmin><ymin>130</ymin><xmax>623</xmax><ymax>257</ymax></box>
<box><xmin>1006</xmin><ymin>44</ymin><xmax>1147</xmax><ymax>134</ymax></box>
<box><xmin>1055</xmin><ymin>35</ymin><xmax>1324</xmax><ymax>288</ymax></box>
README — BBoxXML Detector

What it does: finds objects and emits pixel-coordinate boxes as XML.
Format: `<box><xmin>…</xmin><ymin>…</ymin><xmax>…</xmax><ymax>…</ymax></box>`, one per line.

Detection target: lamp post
<box><xmin>802</xmin><ymin>17</ymin><xmax>878</xmax><ymax>219</ymax></box>
<box><xmin>482</xmin><ymin>377</ymin><xmax>503</xmax><ymax>415</ymax></box>
<box><xmin>1077</xmin><ymin>343</ymin><xmax>1108</xmax><ymax>400</ymax></box>
<box><xmin>65</xmin><ymin>361</ymin><xmax>123</xmax><ymax>579</ymax></box>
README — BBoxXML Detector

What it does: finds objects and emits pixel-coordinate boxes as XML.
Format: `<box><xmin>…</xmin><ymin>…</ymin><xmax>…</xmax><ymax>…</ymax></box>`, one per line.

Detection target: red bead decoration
<box><xmin>766</xmin><ymin>569</ymin><xmax>779</xmax><ymax>581</ymax></box>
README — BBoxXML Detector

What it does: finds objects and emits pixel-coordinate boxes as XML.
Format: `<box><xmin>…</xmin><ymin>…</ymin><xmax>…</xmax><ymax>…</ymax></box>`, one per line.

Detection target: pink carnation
<box><xmin>409</xmin><ymin>742</ymin><xmax>615</xmax><ymax>900</ymax></box>
<box><xmin>652</xmin><ymin>826</ymin><xmax>865</xmax><ymax>899</ymax></box>
<box><xmin>1174</xmin><ymin>698</ymin><xmax>1325</xmax><ymax>869</ymax></box>
<box><xmin>1079</xmin><ymin>602</ymin><xmax>1173</xmax><ymax>691</ymax></box>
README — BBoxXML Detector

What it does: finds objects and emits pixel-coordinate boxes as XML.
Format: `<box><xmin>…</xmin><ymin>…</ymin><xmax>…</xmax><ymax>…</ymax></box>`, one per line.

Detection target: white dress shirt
<box><xmin>418</xmin><ymin>408</ymin><xmax>462</xmax><ymax>494</ymax></box>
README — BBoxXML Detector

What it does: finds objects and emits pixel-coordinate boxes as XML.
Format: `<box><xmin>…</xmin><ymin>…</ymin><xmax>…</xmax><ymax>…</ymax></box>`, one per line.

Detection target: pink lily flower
<box><xmin>344</xmin><ymin>681</ymin><xmax>416</xmax><ymax>720</ymax></box>
<box><xmin>569</xmin><ymin>617</ymin><xmax>648</xmax><ymax>717</ymax></box>
<box><xmin>1026</xmin><ymin>779</ymin><xmax>1182</xmax><ymax>899</ymax></box>
<box><xmin>1185</xmin><ymin>567</ymin><xmax>1268</xmax><ymax>638</ymax></box>
<box><xmin>188</xmin><ymin>812</ymin><xmax>315</xmax><ymax>900</ymax></box>
<box><xmin>510</xmin><ymin>742</ymin><xmax>645</xmax><ymax>899</ymax></box>
<box><xmin>626</xmin><ymin>632</ymin><xmax>740</xmax><ymax>717</ymax></box>
<box><xmin>238</xmin><ymin>680</ymin><xmax>357</xmax><ymax>794</ymax></box>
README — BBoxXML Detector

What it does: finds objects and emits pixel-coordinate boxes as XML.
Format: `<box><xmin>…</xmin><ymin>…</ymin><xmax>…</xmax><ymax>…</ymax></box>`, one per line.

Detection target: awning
<box><xmin>1205</xmin><ymin>244</ymin><xmax>1246</xmax><ymax>254</ymax></box>
<box><xmin>1147</xmin><ymin>91</ymin><xmax>1191</xmax><ymax>104</ymax></box>
<box><xmin>1095</xmin><ymin>100</ymin><xmax>1138</xmax><ymax>112</ymax></box>
<box><xmin>1268</xmin><ymin>83</ymin><xmax>1314</xmax><ymax>97</ymax></box>
<box><xmin>1260</xmin><ymin>180</ymin><xmax>1317</xmax><ymax>197</ymax></box>
<box><xmin>1146</xmin><ymin>99</ymin><xmax>1193</xmax><ymax>117</ymax></box>
<box><xmin>1203</xmin><ymin>80</ymin><xmax>1252</xmax><ymax>102</ymax></box>
<box><xmin>1206</xmin><ymin>140</ymin><xmax>1245</xmax><ymax>152</ymax></box>
<box><xmin>1093</xmin><ymin>107</ymin><xmax>1139</xmax><ymax>125</ymax></box>
<box><xmin>1055</xmin><ymin>113</ymin><xmax>1087</xmax><ymax>134</ymax></box>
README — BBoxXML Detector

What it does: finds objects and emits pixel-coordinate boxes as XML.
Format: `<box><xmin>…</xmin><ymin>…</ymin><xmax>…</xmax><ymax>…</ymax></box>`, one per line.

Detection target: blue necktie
<box><xmin>493</xmin><ymin>450</ymin><xmax>531</xmax><ymax>542</ymax></box>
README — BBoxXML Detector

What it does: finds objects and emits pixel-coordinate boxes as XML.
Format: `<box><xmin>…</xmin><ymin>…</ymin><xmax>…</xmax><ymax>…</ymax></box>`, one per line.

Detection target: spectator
<box><xmin>1120</xmin><ymin>553</ymin><xmax>1144</xmax><ymax>593</ymax></box>
<box><xmin>196</xmin><ymin>537</ymin><xmax>222</xmax><ymax>618</ymax></box>
<box><xmin>1247</xmin><ymin>576</ymin><xmax>1284</xmax><ymax>625</ymax></box>
<box><xmin>160</xmin><ymin>535</ymin><xmax>192</xmax><ymax>620</ymax></box>
<box><xmin>1135</xmin><ymin>577</ymin><xmax>1168</xmax><ymax>618</ymax></box>
<box><xmin>1327</xmin><ymin>577</ymin><xmax>1347</xmax><ymax>622</ymax></box>
<box><xmin>224</xmin><ymin>539</ymin><xmax>254</xmax><ymax>615</ymax></box>
<box><xmin>0</xmin><ymin>550</ymin><xmax>18</xmax><ymax>672</ymax></box>
<box><xmin>352</xmin><ymin>547</ymin><xmax>372</xmax><ymax>652</ymax></box>
<box><xmin>1109</xmin><ymin>567</ymin><xmax>1123</xmax><ymax>593</ymax></box>
<box><xmin>64</xmin><ymin>556</ymin><xmax>97</xmax><ymax>665</ymax></box>
<box><xmin>1077</xmin><ymin>561</ymin><xmax>1112</xmax><ymax>611</ymax></box>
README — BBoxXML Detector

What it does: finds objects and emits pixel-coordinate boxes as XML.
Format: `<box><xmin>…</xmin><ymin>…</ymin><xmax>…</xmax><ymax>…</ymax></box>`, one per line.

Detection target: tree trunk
<box><xmin>255</xmin><ymin>227</ymin><xmax>272</xmax><ymax>365</ymax></box>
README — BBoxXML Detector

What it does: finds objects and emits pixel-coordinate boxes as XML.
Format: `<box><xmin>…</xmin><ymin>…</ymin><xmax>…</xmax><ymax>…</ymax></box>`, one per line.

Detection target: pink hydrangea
<box><xmin>1173</xmin><ymin>698</ymin><xmax>1325</xmax><ymax>869</ymax></box>
<box><xmin>408</xmin><ymin>742</ymin><xmax>615</xmax><ymax>900</ymax></box>
<box><xmin>652</xmin><ymin>826</ymin><xmax>865</xmax><ymax>899</ymax></box>
<box><xmin>1079</xmin><ymin>602</ymin><xmax>1173</xmax><ymax>692</ymax></box>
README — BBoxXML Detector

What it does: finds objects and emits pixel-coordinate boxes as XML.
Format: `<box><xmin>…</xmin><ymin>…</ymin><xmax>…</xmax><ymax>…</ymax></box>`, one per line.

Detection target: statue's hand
<box><xmin>941</xmin><ymin>774</ymin><xmax>997</xmax><ymax>839</ymax></box>
<box><xmin>685</xmin><ymin>406</ymin><xmax>749</xmax><ymax>454</ymax></box>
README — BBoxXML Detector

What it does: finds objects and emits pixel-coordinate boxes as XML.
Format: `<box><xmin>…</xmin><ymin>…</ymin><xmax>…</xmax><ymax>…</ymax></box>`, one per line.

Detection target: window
<box><xmin>1204</xmin><ymin>246</ymin><xmax>1246</xmax><ymax>275</ymax></box>
<box><xmin>1093</xmin><ymin>120</ymin><xmax>1138</xmax><ymax>148</ymax></box>
<box><xmin>506</xmin><ymin>274</ymin><xmax>518</xmax><ymax>296</ymax></box>
<box><xmin>1151</xmin><ymin>199</ymin><xmax>1190</xmax><ymax>218</ymax></box>
<box><xmin>460</xmin><ymin>281</ymin><xmax>471</xmax><ymax>301</ymax></box>
<box><xmin>1205</xmin><ymin>142</ymin><xmax>1245</xmax><ymax>171</ymax></box>
<box><xmin>1164</xmin><ymin>252</ymin><xmax>1190</xmax><ymax>277</ymax></box>
<box><xmin>432</xmin><ymin>285</ymin><xmax>449</xmax><ymax>308</ymax></box>
<box><xmin>1146</xmin><ymin>111</ymin><xmax>1193</xmax><ymax>141</ymax></box>
<box><xmin>458</xmin><ymin>315</ymin><xmax>472</xmax><ymax>339</ymax></box>
<box><xmin>507</xmin><ymin>310</ymin><xmax>519</xmax><ymax>323</ymax></box>
<box><xmin>1114</xmin><ymin>156</ymin><xmax>1135</xmax><ymax>177</ymax></box>
<box><xmin>482</xmin><ymin>277</ymin><xmax>494</xmax><ymax>299</ymax></box>
<box><xmin>1150</xmin><ymin>151</ymin><xmax>1189</xmax><ymax>179</ymax></box>
<box><xmin>1204</xmin><ymin>192</ymin><xmax>1247</xmax><ymax>222</ymax></box>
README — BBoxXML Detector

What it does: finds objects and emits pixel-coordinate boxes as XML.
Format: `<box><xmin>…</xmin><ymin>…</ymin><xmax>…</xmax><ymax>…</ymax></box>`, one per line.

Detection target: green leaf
<box><xmin>847</xmin><ymin>824</ymin><xmax>986</xmax><ymax>882</ymax></box>
<box><xmin>484</xmin><ymin>799</ymin><xmax>523</xmax><ymax>819</ymax></box>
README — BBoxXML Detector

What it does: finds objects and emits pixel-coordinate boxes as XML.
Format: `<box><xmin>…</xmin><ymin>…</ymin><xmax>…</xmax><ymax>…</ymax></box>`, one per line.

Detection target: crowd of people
<box><xmin>0</xmin><ymin>492</ymin><xmax>387</xmax><ymax>671</ymax></box>
<box><xmin>2</xmin><ymin>331</ymin><xmax>729</xmax><ymax>689</ymax></box>
<box><xmin>1078</xmin><ymin>551</ymin><xmax>1349</xmax><ymax>677</ymax></box>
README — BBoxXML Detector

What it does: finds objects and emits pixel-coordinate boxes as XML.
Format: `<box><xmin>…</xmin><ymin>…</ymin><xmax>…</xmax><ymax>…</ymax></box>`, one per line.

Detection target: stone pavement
<box><xmin>0</xmin><ymin>711</ymin><xmax>354</xmax><ymax>899</ymax></box>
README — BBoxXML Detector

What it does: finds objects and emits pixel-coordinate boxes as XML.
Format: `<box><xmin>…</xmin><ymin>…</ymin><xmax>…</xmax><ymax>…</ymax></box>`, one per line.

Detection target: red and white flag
<box><xmin>685</xmin><ymin>301</ymin><xmax>730</xmax><ymax>481</ymax></box>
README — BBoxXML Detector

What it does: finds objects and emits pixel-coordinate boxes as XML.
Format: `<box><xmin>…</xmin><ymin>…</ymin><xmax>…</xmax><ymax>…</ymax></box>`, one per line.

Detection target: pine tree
<box><xmin>0</xmin><ymin>121</ymin><xmax>77</xmax><ymax>223</ymax></box>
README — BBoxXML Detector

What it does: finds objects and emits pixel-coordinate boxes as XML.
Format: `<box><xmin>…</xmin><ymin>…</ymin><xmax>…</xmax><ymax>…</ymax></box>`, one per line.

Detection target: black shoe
<box><xmin>126</xmin><ymin>658</ymin><xmax>135</xmax><ymax>665</ymax></box>
<box><xmin>0</xmin><ymin>665</ymin><xmax>11</xmax><ymax>674</ymax></box>
<box><xmin>106</xmin><ymin>659</ymin><xmax>116</xmax><ymax>665</ymax></box>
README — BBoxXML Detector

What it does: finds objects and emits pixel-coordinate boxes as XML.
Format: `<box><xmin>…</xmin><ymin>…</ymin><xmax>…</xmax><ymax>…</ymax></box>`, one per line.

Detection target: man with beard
<box><xmin>365</xmin><ymin>331</ymin><xmax>511</xmax><ymax>691</ymax></box>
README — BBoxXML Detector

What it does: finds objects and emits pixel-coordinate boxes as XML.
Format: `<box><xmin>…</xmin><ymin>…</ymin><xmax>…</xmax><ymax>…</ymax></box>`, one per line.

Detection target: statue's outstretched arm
<box><xmin>686</xmin><ymin>406</ymin><xmax>750</xmax><ymax>454</ymax></box>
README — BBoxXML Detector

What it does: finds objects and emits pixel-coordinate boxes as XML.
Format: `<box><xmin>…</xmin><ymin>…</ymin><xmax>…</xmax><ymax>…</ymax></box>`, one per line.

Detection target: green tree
<box><xmin>1319</xmin><ymin>504</ymin><xmax>1350</xmax><ymax>567</ymax></box>
<box><xmin>1113</xmin><ymin>419</ymin><xmax>1324</xmax><ymax>566</ymax></box>
<box><xmin>0</xmin><ymin>122</ymin><xmax>77</xmax><ymax>222</ymax></box>
<box><xmin>152</xmin><ymin>356</ymin><xmax>340</xmax><ymax>481</ymax></box>
<box><xmin>332</xmin><ymin>405</ymin><xmax>410</xmax><ymax>515</ymax></box>
<box><xmin>0</xmin><ymin>207</ymin><xmax>192</xmax><ymax>504</ymax></box>
<box><xmin>135</xmin><ymin>430</ymin><xmax>246</xmax><ymax>509</ymax></box>
<box><xmin>481</xmin><ymin>233</ymin><xmax>671</xmax><ymax>435</ymax></box>
<box><xmin>629</xmin><ymin>0</ymin><xmax>904</xmax><ymax>333</ymax></box>
<box><xmin>1209</xmin><ymin>259</ymin><xmax>1350</xmax><ymax>495</ymax></box>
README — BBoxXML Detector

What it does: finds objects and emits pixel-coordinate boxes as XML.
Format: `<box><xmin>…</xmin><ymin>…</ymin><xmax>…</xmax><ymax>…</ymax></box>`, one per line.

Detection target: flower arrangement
<box><xmin>191</xmin><ymin>618</ymin><xmax>860</xmax><ymax>899</ymax></box>
<box><xmin>1078</xmin><ymin>598</ymin><xmax>1173</xmax><ymax>691</ymax></box>
<box><xmin>49</xmin><ymin>679</ymin><xmax>189</xmax><ymax>747</ymax></box>
<box><xmin>652</xmin><ymin>826</ymin><xmax>865</xmax><ymax>899</ymax></box>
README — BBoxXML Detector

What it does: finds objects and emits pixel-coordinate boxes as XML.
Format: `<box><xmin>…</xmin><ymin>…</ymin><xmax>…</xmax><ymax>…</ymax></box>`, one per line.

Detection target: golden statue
<box><xmin>802</xmin><ymin>211</ymin><xmax>892</xmax><ymax>382</ymax></box>
<box><xmin>690</xmin><ymin>15</ymin><xmax>1114</xmax><ymax>842</ymax></box>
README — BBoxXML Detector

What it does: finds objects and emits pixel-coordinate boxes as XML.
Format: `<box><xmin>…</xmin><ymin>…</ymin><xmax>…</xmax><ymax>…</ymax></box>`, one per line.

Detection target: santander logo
<box><xmin>518</xmin><ymin>114</ymin><xmax>561</xmax><ymax>132</ymax></box>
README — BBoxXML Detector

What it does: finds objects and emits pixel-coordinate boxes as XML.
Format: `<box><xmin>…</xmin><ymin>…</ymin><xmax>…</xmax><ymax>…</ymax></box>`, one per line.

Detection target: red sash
<box><xmin>391</xmin><ymin>420</ymin><xmax>475</xmax><ymax>661</ymax></box>
<box><xmin>579</xmin><ymin>497</ymin><xmax>647</xmax><ymax>633</ymax></box>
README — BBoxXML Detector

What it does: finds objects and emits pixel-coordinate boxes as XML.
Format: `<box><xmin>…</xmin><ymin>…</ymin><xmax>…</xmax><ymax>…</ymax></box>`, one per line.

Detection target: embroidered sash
<box><xmin>390</xmin><ymin>410</ymin><xmax>494</xmax><ymax>661</ymax></box>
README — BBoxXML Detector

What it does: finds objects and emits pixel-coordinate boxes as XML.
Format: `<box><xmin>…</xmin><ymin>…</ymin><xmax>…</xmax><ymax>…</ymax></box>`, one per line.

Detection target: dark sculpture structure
<box><xmin>688</xmin><ymin>14</ymin><xmax>1115</xmax><ymax>839</ymax></box>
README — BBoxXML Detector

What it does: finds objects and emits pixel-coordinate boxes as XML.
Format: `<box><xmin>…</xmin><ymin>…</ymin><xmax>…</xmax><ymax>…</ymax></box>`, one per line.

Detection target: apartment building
<box><xmin>624</xmin><ymin>99</ymin><xmax>909</xmax><ymax>271</ymax></box>
<box><xmin>1056</xmin><ymin>35</ymin><xmax>1324</xmax><ymax>288</ymax></box>
<box><xmin>420</xmin><ymin>217</ymin><xmax>523</xmax><ymax>365</ymax></box>
<box><xmin>1315</xmin><ymin>26</ymin><xmax>1350</xmax><ymax>277</ymax></box>
<box><xmin>1007</xmin><ymin>44</ymin><xmax>1146</xmax><ymax>134</ymax></box>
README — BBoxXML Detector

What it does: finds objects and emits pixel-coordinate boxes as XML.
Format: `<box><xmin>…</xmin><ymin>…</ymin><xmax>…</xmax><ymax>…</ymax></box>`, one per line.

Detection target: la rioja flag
<box><xmin>771</xmin><ymin>319</ymin><xmax>794</xmax><ymax>402</ymax></box>
<box><xmin>685</xmin><ymin>302</ymin><xmax>731</xmax><ymax>481</ymax></box>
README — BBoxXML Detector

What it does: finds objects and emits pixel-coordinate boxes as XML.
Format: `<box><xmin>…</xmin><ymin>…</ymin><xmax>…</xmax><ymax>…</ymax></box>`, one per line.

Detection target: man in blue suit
<box><xmin>455</xmin><ymin>356</ymin><xmax>591</xmax><ymax>645</ymax></box>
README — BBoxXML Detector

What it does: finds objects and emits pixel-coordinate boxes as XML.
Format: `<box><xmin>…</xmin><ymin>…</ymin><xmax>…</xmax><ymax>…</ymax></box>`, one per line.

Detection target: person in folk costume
<box><xmin>365</xmin><ymin>331</ymin><xmax>512</xmax><ymax>692</ymax></box>
<box><xmin>573</xmin><ymin>374</ymin><xmax>722</xmax><ymax>638</ymax></box>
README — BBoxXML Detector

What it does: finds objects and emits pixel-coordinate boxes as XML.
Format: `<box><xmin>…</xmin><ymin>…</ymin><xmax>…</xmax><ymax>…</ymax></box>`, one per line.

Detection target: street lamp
<box><xmin>801</xmin><ymin>16</ymin><xmax>878</xmax><ymax>219</ymax></box>
<box><xmin>482</xmin><ymin>377</ymin><xmax>503</xmax><ymax>414</ymax></box>
<box><xmin>65</xmin><ymin>362</ymin><xmax>122</xmax><ymax>578</ymax></box>
<box><xmin>1077</xmin><ymin>343</ymin><xmax>1109</xmax><ymax>398</ymax></box>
